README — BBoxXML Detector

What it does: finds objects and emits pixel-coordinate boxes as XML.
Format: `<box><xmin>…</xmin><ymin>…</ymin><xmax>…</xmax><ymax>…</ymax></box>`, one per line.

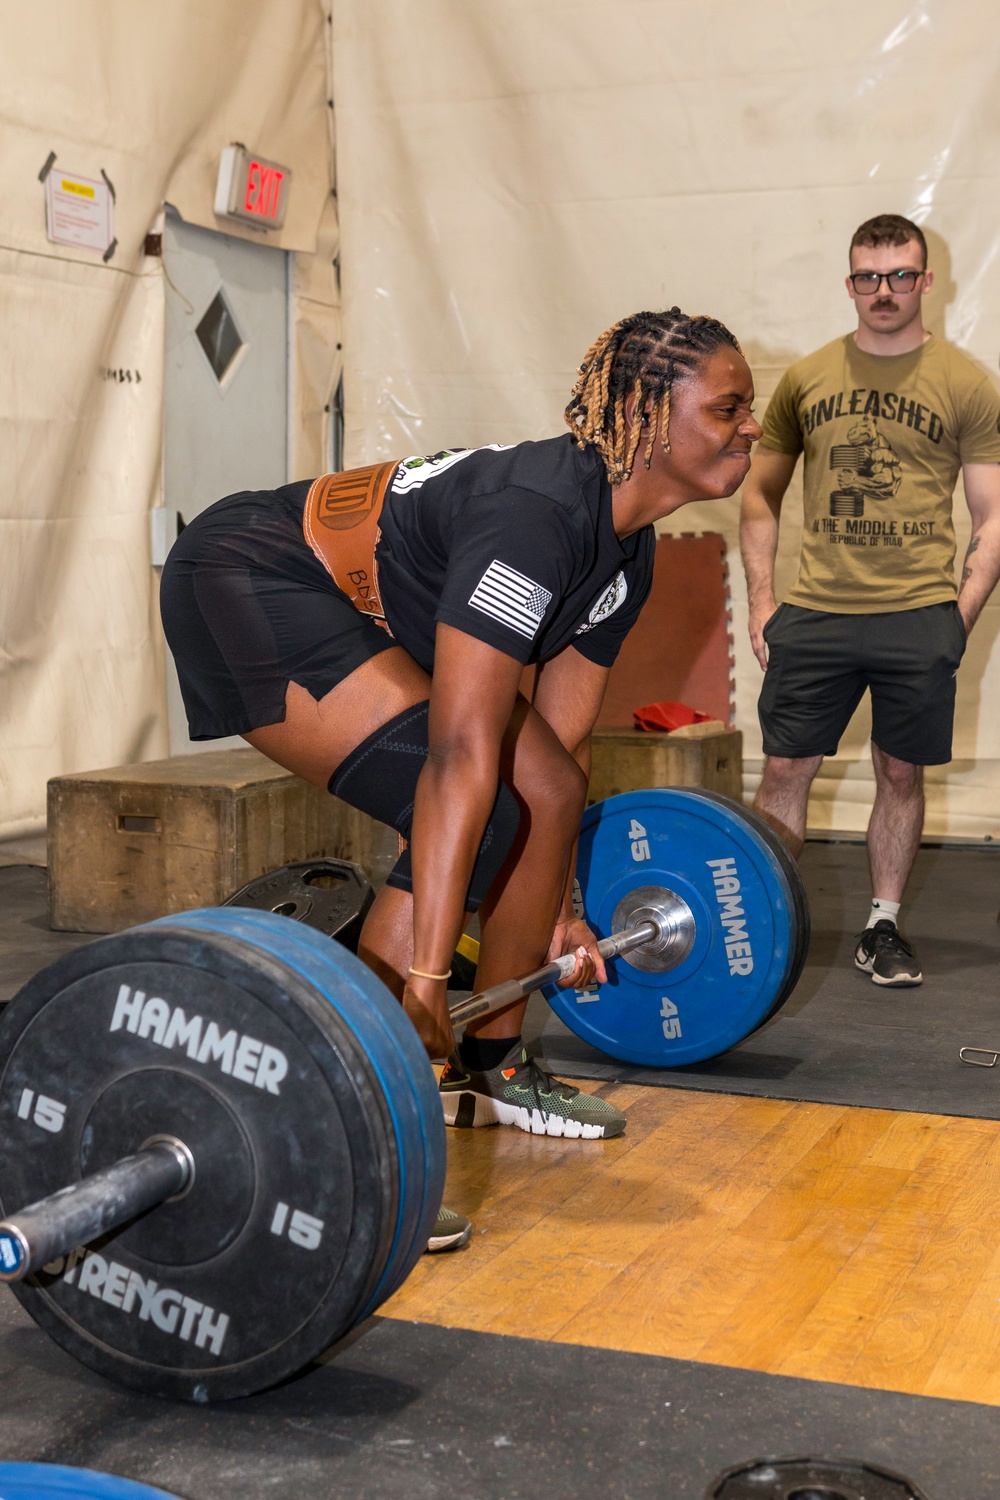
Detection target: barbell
<box><xmin>0</xmin><ymin>788</ymin><xmax>808</xmax><ymax>1401</ymax></box>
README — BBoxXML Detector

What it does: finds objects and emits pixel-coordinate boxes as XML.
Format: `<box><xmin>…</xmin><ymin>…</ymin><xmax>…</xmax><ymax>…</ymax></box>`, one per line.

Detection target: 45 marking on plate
<box><xmin>628</xmin><ymin>818</ymin><xmax>651</xmax><ymax>863</ymax></box>
<box><xmin>660</xmin><ymin>997</ymin><xmax>682</xmax><ymax>1041</ymax></box>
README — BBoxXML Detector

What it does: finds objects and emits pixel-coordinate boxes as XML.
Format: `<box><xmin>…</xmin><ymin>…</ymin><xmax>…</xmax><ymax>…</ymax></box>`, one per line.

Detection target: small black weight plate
<box><xmin>223</xmin><ymin>859</ymin><xmax>374</xmax><ymax>951</ymax></box>
<box><xmin>692</xmin><ymin>790</ymin><xmax>811</xmax><ymax>1027</ymax></box>
<box><xmin>0</xmin><ymin>919</ymin><xmax>399</xmax><ymax>1401</ymax></box>
<box><xmin>707</xmin><ymin>1454</ymin><xmax>929</xmax><ymax>1499</ymax></box>
<box><xmin>0</xmin><ymin>1465</ymin><xmax>183</xmax><ymax>1500</ymax></box>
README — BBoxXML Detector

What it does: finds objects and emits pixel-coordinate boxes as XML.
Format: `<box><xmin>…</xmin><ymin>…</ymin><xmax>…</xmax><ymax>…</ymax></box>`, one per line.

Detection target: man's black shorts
<box><xmin>758</xmin><ymin>601</ymin><xmax>967</xmax><ymax>766</ymax></box>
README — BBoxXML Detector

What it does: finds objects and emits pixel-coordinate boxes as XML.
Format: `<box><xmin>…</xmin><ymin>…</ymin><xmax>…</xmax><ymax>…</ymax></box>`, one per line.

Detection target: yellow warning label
<box><xmin>61</xmin><ymin>179</ymin><xmax>95</xmax><ymax>198</ymax></box>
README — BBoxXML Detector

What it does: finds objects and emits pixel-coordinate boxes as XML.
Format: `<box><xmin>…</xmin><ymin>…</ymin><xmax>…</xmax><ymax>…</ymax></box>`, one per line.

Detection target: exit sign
<box><xmin>214</xmin><ymin>144</ymin><xmax>291</xmax><ymax>230</ymax></box>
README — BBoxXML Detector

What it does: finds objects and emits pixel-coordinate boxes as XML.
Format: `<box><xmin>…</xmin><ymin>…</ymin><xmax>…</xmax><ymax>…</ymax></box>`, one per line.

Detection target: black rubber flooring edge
<box><xmin>1</xmin><ymin>1292</ymin><xmax>997</xmax><ymax>1500</ymax></box>
<box><xmin>530</xmin><ymin>842</ymin><xmax>1000</xmax><ymax>1121</ymax></box>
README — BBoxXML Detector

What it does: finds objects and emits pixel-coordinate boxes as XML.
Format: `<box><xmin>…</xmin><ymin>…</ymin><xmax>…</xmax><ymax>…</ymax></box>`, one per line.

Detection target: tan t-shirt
<box><xmin>761</xmin><ymin>334</ymin><xmax>1000</xmax><ymax>612</ymax></box>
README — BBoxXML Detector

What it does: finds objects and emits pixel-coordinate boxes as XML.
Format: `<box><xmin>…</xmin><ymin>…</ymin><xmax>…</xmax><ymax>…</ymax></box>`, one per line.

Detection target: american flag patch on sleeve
<box><xmin>468</xmin><ymin>560</ymin><xmax>553</xmax><ymax>639</ymax></box>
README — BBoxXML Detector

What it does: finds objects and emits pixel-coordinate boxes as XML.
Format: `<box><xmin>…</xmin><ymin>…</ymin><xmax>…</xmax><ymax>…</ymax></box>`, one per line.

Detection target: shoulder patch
<box><xmin>575</xmin><ymin>570</ymin><xmax>628</xmax><ymax>635</ymax></box>
<box><xmin>469</xmin><ymin>560</ymin><xmax>552</xmax><ymax>640</ymax></box>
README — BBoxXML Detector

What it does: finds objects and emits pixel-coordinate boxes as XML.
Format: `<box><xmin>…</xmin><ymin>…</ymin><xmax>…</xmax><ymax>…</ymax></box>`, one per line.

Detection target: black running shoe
<box><xmin>854</xmin><ymin>919</ymin><xmax>923</xmax><ymax>987</ymax></box>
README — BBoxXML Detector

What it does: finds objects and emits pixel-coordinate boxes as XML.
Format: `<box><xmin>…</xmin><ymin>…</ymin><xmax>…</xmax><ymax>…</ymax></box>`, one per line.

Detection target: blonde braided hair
<box><xmin>565</xmin><ymin>308</ymin><xmax>743</xmax><ymax>484</ymax></box>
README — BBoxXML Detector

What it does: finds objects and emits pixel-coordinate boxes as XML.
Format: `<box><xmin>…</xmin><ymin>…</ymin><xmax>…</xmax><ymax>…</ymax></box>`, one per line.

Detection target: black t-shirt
<box><xmin>374</xmin><ymin>435</ymin><xmax>655</xmax><ymax>672</ymax></box>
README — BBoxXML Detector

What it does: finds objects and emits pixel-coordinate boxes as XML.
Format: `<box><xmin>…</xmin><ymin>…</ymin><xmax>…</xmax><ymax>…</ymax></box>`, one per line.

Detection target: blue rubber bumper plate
<box><xmin>544</xmin><ymin>789</ymin><xmax>799</xmax><ymax>1067</ymax></box>
<box><xmin>0</xmin><ymin>1465</ymin><xmax>182</xmax><ymax>1500</ymax></box>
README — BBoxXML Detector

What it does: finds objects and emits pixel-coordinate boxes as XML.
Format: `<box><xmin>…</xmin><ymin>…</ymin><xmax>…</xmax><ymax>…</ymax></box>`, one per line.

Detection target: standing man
<box><xmin>740</xmin><ymin>213</ymin><xmax>1000</xmax><ymax>987</ymax></box>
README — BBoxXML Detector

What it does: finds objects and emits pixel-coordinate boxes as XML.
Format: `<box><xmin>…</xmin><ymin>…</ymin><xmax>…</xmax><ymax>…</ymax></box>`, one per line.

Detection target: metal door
<box><xmin>161</xmin><ymin>206</ymin><xmax>289</xmax><ymax>754</ymax></box>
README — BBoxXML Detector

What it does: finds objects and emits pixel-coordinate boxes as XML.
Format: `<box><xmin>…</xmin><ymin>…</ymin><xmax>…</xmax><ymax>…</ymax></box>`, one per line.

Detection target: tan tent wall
<box><xmin>333</xmin><ymin>0</ymin><xmax>1000</xmax><ymax>839</ymax></box>
<box><xmin>0</xmin><ymin>0</ymin><xmax>338</xmax><ymax>838</ymax></box>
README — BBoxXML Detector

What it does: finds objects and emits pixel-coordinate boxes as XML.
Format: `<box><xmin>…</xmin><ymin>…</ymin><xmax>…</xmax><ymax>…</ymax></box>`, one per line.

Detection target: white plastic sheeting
<box><xmin>0</xmin><ymin>1</ymin><xmax>336</xmax><ymax>836</ymax></box>
<box><xmin>333</xmin><ymin>0</ymin><xmax>1000</xmax><ymax>837</ymax></box>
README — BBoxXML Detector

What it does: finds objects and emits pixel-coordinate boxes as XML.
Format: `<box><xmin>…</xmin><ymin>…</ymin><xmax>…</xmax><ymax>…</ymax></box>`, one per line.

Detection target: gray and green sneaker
<box><xmin>425</xmin><ymin>1204</ymin><xmax>473</xmax><ymax>1253</ymax></box>
<box><xmin>439</xmin><ymin>1044</ymin><xmax>626</xmax><ymax>1140</ymax></box>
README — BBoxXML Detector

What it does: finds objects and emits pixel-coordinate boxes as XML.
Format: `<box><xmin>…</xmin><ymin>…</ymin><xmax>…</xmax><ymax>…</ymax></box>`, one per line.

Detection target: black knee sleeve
<box><xmin>327</xmin><ymin>701</ymin><xmax>521</xmax><ymax>911</ymax></box>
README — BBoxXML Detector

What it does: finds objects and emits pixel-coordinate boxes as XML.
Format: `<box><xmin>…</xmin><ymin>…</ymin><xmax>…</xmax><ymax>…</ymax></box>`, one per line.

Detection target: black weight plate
<box><xmin>195</xmin><ymin>908</ymin><xmax>445</xmax><ymax>1316</ymax></box>
<box><xmin>0</xmin><ymin>920</ymin><xmax>399</xmax><ymax>1401</ymax></box>
<box><xmin>707</xmin><ymin>1454</ymin><xmax>928</xmax><ymax>1499</ymax></box>
<box><xmin>688</xmin><ymin>790</ymin><xmax>811</xmax><ymax>1028</ymax></box>
<box><xmin>223</xmin><ymin>859</ymin><xmax>374</xmax><ymax>951</ymax></box>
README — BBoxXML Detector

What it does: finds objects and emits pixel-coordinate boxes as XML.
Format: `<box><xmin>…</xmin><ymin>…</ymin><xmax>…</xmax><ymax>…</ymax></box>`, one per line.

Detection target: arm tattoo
<box><xmin>960</xmin><ymin>533</ymin><xmax>982</xmax><ymax>590</ymax></box>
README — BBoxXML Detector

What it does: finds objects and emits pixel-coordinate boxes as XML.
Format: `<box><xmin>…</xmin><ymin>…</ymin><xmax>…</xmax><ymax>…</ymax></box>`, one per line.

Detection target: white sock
<box><xmin>866</xmin><ymin>898</ymin><xmax>900</xmax><ymax>929</ymax></box>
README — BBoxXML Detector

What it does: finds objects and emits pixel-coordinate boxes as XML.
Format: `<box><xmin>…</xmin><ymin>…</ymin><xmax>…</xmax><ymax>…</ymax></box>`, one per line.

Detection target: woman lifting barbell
<box><xmin>160</xmin><ymin>307</ymin><xmax>761</xmax><ymax>1244</ymax></box>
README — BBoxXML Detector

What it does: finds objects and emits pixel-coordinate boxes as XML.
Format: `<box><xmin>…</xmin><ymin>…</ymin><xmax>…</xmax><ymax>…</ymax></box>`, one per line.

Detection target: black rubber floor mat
<box><xmin>529</xmin><ymin>843</ymin><xmax>1000</xmax><ymax>1120</ymax></box>
<box><xmin>0</xmin><ymin>1293</ymin><xmax>996</xmax><ymax>1499</ymax></box>
<box><xmin>0</xmin><ymin>866</ymin><xmax>92</xmax><ymax>1003</ymax></box>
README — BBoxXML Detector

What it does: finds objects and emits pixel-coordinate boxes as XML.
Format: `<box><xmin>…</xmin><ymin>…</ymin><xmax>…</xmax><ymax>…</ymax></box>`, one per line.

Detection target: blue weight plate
<box><xmin>543</xmin><ymin>789</ymin><xmax>797</xmax><ymax>1067</ymax></box>
<box><xmin>157</xmin><ymin>910</ymin><xmax>445</xmax><ymax>1315</ymax></box>
<box><xmin>0</xmin><ymin>1465</ymin><xmax>182</xmax><ymax>1500</ymax></box>
<box><xmin>699</xmin><ymin>791</ymin><xmax>810</xmax><ymax>1026</ymax></box>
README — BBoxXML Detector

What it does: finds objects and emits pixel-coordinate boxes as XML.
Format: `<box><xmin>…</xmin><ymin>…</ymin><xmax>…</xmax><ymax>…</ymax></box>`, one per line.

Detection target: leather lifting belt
<box><xmin>302</xmin><ymin>462</ymin><xmax>397</xmax><ymax>632</ymax></box>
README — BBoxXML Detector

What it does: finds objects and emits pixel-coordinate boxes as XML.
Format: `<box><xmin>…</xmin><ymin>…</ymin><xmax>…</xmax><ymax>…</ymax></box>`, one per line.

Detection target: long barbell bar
<box><xmin>0</xmin><ymin>897</ymin><xmax>683</xmax><ymax>1285</ymax></box>
<box><xmin>0</xmin><ymin>1137</ymin><xmax>193</xmax><ymax>1284</ymax></box>
<box><xmin>449</xmin><ymin>885</ymin><xmax>693</xmax><ymax>1027</ymax></box>
<box><xmin>449</xmin><ymin>920</ymin><xmax>659</xmax><ymax>1028</ymax></box>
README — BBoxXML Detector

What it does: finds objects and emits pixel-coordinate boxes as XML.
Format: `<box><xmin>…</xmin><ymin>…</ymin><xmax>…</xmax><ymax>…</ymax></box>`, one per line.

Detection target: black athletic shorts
<box><xmin>160</xmin><ymin>484</ymin><xmax>396</xmax><ymax>740</ymax></box>
<box><xmin>758</xmin><ymin>600</ymin><xmax>967</xmax><ymax>766</ymax></box>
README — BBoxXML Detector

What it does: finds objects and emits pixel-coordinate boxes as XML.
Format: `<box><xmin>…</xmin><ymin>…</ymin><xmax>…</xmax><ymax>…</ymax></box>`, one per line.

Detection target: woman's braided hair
<box><xmin>565</xmin><ymin>307</ymin><xmax>743</xmax><ymax>484</ymax></box>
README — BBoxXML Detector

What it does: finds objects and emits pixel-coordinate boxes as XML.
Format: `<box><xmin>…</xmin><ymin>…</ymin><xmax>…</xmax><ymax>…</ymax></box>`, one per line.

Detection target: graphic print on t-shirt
<box><xmin>760</xmin><ymin>335</ymin><xmax>1000</xmax><ymax>613</ymax></box>
<box><xmin>469</xmin><ymin>559</ymin><xmax>553</xmax><ymax>639</ymax></box>
<box><xmin>391</xmin><ymin>446</ymin><xmax>512</xmax><ymax>494</ymax></box>
<box><xmin>576</xmin><ymin>569</ymin><xmax>628</xmax><ymax>634</ymax></box>
<box><xmin>828</xmin><ymin>416</ymin><xmax>902</xmax><ymax>517</ymax></box>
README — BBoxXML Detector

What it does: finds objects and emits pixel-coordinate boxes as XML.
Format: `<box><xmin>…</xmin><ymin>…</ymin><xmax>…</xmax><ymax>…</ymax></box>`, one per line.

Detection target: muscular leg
<box><xmin>244</xmin><ymin>648</ymin><xmax>432</xmax><ymax>789</ymax></box>
<box><xmin>359</xmin><ymin>699</ymin><xmax>589</xmax><ymax>1033</ymax></box>
<box><xmin>244</xmin><ymin>648</ymin><xmax>432</xmax><ymax>997</ymax></box>
<box><xmin>867</xmin><ymin>744</ymin><xmax>924</xmax><ymax>904</ymax></box>
<box><xmin>246</xmin><ymin>659</ymin><xmax>586</xmax><ymax>1027</ymax></box>
<box><xmin>752</xmin><ymin>753</ymin><xmax>823</xmax><ymax>858</ymax></box>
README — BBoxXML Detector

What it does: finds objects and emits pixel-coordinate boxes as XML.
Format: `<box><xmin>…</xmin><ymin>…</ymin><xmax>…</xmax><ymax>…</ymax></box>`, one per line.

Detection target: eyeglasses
<box><xmin>848</xmin><ymin>269</ymin><xmax>924</xmax><ymax>295</ymax></box>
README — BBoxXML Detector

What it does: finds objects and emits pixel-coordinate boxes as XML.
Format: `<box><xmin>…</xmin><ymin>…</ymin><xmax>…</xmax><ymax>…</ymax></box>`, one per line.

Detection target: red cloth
<box><xmin>632</xmin><ymin>700</ymin><xmax>714</xmax><ymax>732</ymax></box>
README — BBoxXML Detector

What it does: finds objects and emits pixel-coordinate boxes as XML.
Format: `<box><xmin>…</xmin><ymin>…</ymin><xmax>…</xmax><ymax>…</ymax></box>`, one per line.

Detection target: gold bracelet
<box><xmin>407</xmin><ymin>966</ymin><xmax>452</xmax><ymax>982</ymax></box>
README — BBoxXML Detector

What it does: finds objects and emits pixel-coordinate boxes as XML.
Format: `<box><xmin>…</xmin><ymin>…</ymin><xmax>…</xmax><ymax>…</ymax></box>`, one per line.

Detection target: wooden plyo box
<box><xmin>48</xmin><ymin>748</ymin><xmax>394</xmax><ymax>933</ymax></box>
<box><xmin>588</xmin><ymin>722</ymin><xmax>743</xmax><ymax>805</ymax></box>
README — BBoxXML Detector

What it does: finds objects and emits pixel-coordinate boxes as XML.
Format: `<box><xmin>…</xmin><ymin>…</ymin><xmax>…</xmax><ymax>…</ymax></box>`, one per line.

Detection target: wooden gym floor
<box><xmin>3</xmin><ymin>855</ymin><xmax>1000</xmax><ymax>1497</ymax></box>
<box><xmin>385</xmin><ymin>1079</ymin><xmax>1000</xmax><ymax>1407</ymax></box>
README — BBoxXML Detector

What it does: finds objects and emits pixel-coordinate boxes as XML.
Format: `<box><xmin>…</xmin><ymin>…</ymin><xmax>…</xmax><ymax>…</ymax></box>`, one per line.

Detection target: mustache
<box><xmin>872</xmin><ymin>300</ymin><xmax>899</xmax><ymax>311</ymax></box>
